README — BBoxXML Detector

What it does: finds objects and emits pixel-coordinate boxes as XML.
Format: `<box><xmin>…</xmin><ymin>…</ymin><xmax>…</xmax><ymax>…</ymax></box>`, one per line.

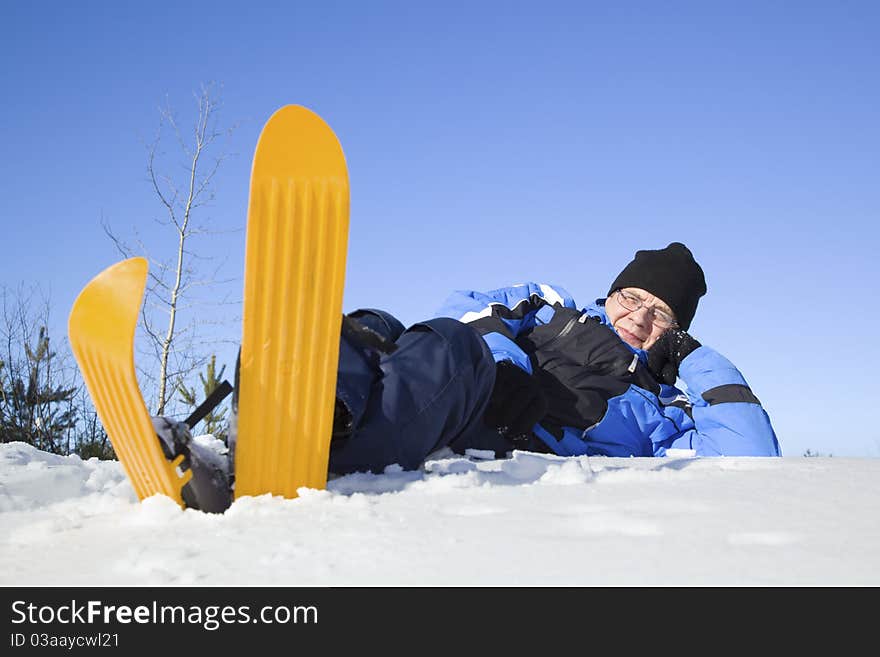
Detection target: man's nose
<box><xmin>629</xmin><ymin>306</ymin><xmax>652</xmax><ymax>327</ymax></box>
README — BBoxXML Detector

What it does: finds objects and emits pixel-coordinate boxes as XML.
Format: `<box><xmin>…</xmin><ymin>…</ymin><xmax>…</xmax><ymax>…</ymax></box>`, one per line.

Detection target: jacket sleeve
<box><xmin>663</xmin><ymin>346</ymin><xmax>781</xmax><ymax>456</ymax></box>
<box><xmin>435</xmin><ymin>283</ymin><xmax>577</xmax><ymax>372</ymax></box>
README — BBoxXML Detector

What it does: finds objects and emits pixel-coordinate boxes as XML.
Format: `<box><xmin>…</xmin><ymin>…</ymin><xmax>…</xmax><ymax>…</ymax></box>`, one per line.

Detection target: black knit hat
<box><xmin>607</xmin><ymin>242</ymin><xmax>707</xmax><ymax>330</ymax></box>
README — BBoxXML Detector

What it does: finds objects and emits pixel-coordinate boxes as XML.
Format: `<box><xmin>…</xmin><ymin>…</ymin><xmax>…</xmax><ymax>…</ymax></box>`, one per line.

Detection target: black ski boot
<box><xmin>153</xmin><ymin>416</ymin><xmax>232</xmax><ymax>513</ymax></box>
<box><xmin>152</xmin><ymin>379</ymin><xmax>235</xmax><ymax>513</ymax></box>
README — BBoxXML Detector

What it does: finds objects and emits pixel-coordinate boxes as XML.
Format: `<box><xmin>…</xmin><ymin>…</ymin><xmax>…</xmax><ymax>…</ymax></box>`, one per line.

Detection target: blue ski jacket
<box><xmin>436</xmin><ymin>282</ymin><xmax>780</xmax><ymax>458</ymax></box>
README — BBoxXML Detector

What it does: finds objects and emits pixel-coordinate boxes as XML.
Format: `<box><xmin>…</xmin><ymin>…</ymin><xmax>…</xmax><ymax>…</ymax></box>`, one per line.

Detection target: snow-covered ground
<box><xmin>1</xmin><ymin>440</ymin><xmax>878</xmax><ymax>586</ymax></box>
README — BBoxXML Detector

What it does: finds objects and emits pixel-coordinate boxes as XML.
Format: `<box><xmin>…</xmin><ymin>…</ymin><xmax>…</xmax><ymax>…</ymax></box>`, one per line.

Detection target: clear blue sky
<box><xmin>2</xmin><ymin>1</ymin><xmax>878</xmax><ymax>456</ymax></box>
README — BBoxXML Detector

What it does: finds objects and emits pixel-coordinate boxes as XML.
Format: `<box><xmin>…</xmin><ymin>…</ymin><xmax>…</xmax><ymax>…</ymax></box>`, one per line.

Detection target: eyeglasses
<box><xmin>614</xmin><ymin>289</ymin><xmax>678</xmax><ymax>329</ymax></box>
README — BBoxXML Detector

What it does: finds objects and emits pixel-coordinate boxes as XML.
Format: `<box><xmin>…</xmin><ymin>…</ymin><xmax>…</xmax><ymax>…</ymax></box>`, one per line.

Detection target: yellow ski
<box><xmin>68</xmin><ymin>257</ymin><xmax>191</xmax><ymax>505</ymax></box>
<box><xmin>234</xmin><ymin>105</ymin><xmax>350</xmax><ymax>499</ymax></box>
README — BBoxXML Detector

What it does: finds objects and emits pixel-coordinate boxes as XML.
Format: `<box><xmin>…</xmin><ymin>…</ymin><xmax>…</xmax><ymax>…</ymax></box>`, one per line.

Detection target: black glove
<box><xmin>646</xmin><ymin>328</ymin><xmax>702</xmax><ymax>386</ymax></box>
<box><xmin>484</xmin><ymin>360</ymin><xmax>548</xmax><ymax>441</ymax></box>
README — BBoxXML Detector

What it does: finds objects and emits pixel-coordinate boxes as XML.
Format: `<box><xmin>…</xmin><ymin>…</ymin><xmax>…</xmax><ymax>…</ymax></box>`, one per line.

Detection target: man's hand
<box><xmin>646</xmin><ymin>328</ymin><xmax>702</xmax><ymax>385</ymax></box>
<box><xmin>484</xmin><ymin>360</ymin><xmax>548</xmax><ymax>441</ymax></box>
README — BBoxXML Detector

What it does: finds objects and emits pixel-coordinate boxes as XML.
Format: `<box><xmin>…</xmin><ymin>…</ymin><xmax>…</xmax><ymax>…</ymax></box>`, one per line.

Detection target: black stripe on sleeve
<box><xmin>469</xmin><ymin>315</ymin><xmax>516</xmax><ymax>339</ymax></box>
<box><xmin>702</xmin><ymin>384</ymin><xmax>761</xmax><ymax>406</ymax></box>
<box><xmin>465</xmin><ymin>294</ymin><xmax>556</xmax><ymax>339</ymax></box>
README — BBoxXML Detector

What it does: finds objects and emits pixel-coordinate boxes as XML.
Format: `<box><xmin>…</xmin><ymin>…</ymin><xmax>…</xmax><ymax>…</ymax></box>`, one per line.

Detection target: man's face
<box><xmin>605</xmin><ymin>287</ymin><xmax>677</xmax><ymax>350</ymax></box>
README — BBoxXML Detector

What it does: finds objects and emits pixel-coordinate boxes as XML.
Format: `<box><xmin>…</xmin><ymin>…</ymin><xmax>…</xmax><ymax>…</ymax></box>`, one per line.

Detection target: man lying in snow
<box><xmin>326</xmin><ymin>241</ymin><xmax>779</xmax><ymax>475</ymax></box>
<box><xmin>156</xmin><ymin>241</ymin><xmax>779</xmax><ymax>511</ymax></box>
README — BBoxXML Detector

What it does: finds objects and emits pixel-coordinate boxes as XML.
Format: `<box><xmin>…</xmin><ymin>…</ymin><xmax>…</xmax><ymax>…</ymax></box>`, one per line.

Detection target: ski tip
<box><xmin>251</xmin><ymin>105</ymin><xmax>348</xmax><ymax>181</ymax></box>
<box><xmin>265</xmin><ymin>104</ymin><xmax>329</xmax><ymax>127</ymax></box>
<box><xmin>267</xmin><ymin>104</ymin><xmax>324</xmax><ymax>122</ymax></box>
<box><xmin>68</xmin><ymin>257</ymin><xmax>148</xmax><ymax>344</ymax></box>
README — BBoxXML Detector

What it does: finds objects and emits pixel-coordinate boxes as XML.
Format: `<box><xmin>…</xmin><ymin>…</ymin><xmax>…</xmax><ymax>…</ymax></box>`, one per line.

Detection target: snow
<box><xmin>1</xmin><ymin>440</ymin><xmax>879</xmax><ymax>586</ymax></box>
